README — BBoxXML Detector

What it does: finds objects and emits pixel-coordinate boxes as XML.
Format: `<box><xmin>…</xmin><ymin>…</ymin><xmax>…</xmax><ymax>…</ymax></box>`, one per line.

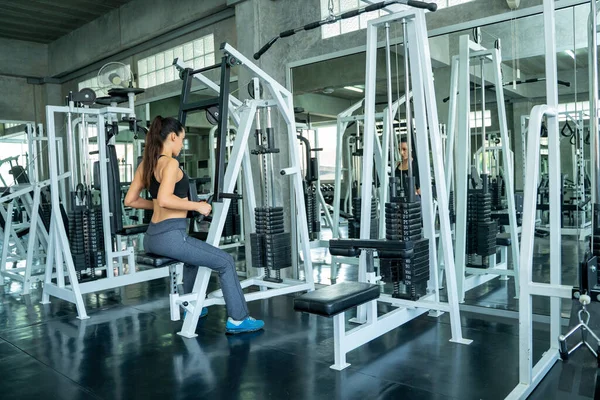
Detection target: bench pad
<box><xmin>294</xmin><ymin>282</ymin><xmax>380</xmax><ymax>317</ymax></box>
<box><xmin>136</xmin><ymin>253</ymin><xmax>180</xmax><ymax>268</ymax></box>
<box><xmin>118</xmin><ymin>224</ymin><xmax>148</xmax><ymax>236</ymax></box>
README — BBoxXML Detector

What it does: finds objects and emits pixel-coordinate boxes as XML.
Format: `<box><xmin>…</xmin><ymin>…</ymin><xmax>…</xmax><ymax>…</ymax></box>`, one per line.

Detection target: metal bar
<box><xmin>214</xmin><ymin>56</ymin><xmax>231</xmax><ymax>203</ymax></box>
<box><xmin>412</xmin><ymin>10</ymin><xmax>469</xmax><ymax>344</ymax></box>
<box><xmin>454</xmin><ymin>35</ymin><xmax>471</xmax><ymax>302</ymax></box>
<box><xmin>590</xmin><ymin>0</ymin><xmax>599</xmax><ymax>204</ymax></box>
<box><xmin>180</xmin><ymin>99</ymin><xmax>220</xmax><ymax>113</ymax></box>
<box><xmin>385</xmin><ymin>22</ymin><xmax>397</xmax><ymax>196</ymax></box>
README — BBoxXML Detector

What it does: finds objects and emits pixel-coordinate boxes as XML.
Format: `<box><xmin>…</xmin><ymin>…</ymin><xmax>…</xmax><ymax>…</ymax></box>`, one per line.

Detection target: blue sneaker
<box><xmin>225</xmin><ymin>317</ymin><xmax>265</xmax><ymax>334</ymax></box>
<box><xmin>183</xmin><ymin>307</ymin><xmax>208</xmax><ymax>319</ymax></box>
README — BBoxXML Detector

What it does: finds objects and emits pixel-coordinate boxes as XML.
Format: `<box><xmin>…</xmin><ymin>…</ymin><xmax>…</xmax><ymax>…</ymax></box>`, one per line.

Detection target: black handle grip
<box><xmin>254</xmin><ymin>37</ymin><xmax>279</xmax><ymax>60</ymax></box>
<box><xmin>365</xmin><ymin>3</ymin><xmax>387</xmax><ymax>12</ymax></box>
<box><xmin>406</xmin><ymin>0</ymin><xmax>437</xmax><ymax>12</ymax></box>
<box><xmin>280</xmin><ymin>29</ymin><xmax>295</xmax><ymax>38</ymax></box>
<box><xmin>341</xmin><ymin>10</ymin><xmax>360</xmax><ymax>19</ymax></box>
<box><xmin>304</xmin><ymin>21</ymin><xmax>323</xmax><ymax>31</ymax></box>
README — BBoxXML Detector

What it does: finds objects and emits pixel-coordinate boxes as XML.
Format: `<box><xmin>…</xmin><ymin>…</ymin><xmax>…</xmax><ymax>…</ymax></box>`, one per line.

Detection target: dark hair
<box><xmin>400</xmin><ymin>137</ymin><xmax>408</xmax><ymax>144</ymax></box>
<box><xmin>142</xmin><ymin>116</ymin><xmax>184</xmax><ymax>188</ymax></box>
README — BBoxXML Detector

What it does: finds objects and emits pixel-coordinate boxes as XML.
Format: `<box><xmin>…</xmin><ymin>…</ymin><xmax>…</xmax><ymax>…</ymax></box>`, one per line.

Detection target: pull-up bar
<box><xmin>253</xmin><ymin>0</ymin><xmax>437</xmax><ymax>60</ymax></box>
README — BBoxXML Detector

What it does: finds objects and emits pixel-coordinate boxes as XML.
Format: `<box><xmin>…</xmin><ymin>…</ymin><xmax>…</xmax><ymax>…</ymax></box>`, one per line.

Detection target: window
<box><xmin>0</xmin><ymin>141</ymin><xmax>28</xmax><ymax>185</ymax></box>
<box><xmin>321</xmin><ymin>1</ymin><xmax>387</xmax><ymax>39</ymax></box>
<box><xmin>77</xmin><ymin>67</ymin><xmax>131</xmax><ymax>98</ymax></box>
<box><xmin>85</xmin><ymin>125</ymin><xmax>134</xmax><ymax>183</ymax></box>
<box><xmin>138</xmin><ymin>34</ymin><xmax>215</xmax><ymax>89</ymax></box>
<box><xmin>557</xmin><ymin>101</ymin><xmax>589</xmax><ymax>121</ymax></box>
<box><xmin>298</xmin><ymin>126</ymin><xmax>337</xmax><ymax>181</ymax></box>
<box><xmin>320</xmin><ymin>0</ymin><xmax>475</xmax><ymax>38</ymax></box>
<box><xmin>470</xmin><ymin>110</ymin><xmax>491</xmax><ymax>129</ymax></box>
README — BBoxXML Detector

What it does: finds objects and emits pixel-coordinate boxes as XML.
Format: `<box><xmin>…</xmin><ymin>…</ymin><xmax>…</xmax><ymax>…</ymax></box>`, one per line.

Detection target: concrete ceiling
<box><xmin>0</xmin><ymin>0</ymin><xmax>134</xmax><ymax>43</ymax></box>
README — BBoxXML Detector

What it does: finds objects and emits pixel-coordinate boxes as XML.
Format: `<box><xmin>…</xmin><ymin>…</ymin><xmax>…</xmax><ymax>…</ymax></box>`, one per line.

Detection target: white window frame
<box><xmin>137</xmin><ymin>33</ymin><xmax>215</xmax><ymax>89</ymax></box>
<box><xmin>469</xmin><ymin>109</ymin><xmax>492</xmax><ymax>129</ymax></box>
<box><xmin>320</xmin><ymin>0</ymin><xmax>475</xmax><ymax>39</ymax></box>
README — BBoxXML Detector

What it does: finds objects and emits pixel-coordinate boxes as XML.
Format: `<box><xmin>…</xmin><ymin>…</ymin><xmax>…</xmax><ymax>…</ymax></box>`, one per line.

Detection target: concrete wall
<box><xmin>0</xmin><ymin>38</ymin><xmax>49</xmax><ymax>123</ymax></box>
<box><xmin>48</xmin><ymin>0</ymin><xmax>229</xmax><ymax>77</ymax></box>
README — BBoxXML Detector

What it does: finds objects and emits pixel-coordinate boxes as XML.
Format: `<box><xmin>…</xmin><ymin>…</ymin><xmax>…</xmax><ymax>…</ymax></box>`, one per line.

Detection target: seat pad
<box><xmin>294</xmin><ymin>282</ymin><xmax>380</xmax><ymax>317</ymax></box>
<box><xmin>118</xmin><ymin>224</ymin><xmax>148</xmax><ymax>235</ymax></box>
<box><xmin>136</xmin><ymin>253</ymin><xmax>180</xmax><ymax>268</ymax></box>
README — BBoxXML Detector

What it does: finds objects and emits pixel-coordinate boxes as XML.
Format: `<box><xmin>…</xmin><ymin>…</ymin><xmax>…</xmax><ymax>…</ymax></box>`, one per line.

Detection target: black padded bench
<box><xmin>294</xmin><ymin>282</ymin><xmax>380</xmax><ymax>370</ymax></box>
<box><xmin>135</xmin><ymin>253</ymin><xmax>182</xmax><ymax>296</ymax></box>
<box><xmin>136</xmin><ymin>252</ymin><xmax>180</xmax><ymax>268</ymax></box>
<box><xmin>294</xmin><ymin>282</ymin><xmax>380</xmax><ymax>317</ymax></box>
<box><xmin>117</xmin><ymin>224</ymin><xmax>148</xmax><ymax>236</ymax></box>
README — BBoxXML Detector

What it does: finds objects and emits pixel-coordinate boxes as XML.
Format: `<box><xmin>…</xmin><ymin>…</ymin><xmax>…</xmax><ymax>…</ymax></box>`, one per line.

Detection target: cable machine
<box><xmin>448</xmin><ymin>33</ymin><xmax>520</xmax><ymax>303</ymax></box>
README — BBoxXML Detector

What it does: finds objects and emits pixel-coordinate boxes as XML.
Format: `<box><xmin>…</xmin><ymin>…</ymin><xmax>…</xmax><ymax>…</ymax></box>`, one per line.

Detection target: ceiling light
<box><xmin>322</xmin><ymin>87</ymin><xmax>334</xmax><ymax>94</ymax></box>
<box><xmin>565</xmin><ymin>49</ymin><xmax>575</xmax><ymax>60</ymax></box>
<box><xmin>344</xmin><ymin>86</ymin><xmax>363</xmax><ymax>93</ymax></box>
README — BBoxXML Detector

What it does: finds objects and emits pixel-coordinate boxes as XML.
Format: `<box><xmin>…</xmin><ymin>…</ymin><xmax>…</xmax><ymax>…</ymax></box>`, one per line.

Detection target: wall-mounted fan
<box><xmin>98</xmin><ymin>62</ymin><xmax>133</xmax><ymax>91</ymax></box>
<box><xmin>95</xmin><ymin>62</ymin><xmax>144</xmax><ymax>106</ymax></box>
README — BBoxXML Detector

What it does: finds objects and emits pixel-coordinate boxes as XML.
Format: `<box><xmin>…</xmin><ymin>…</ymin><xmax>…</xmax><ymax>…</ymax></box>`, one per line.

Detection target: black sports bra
<box><xmin>148</xmin><ymin>155</ymin><xmax>189</xmax><ymax>199</ymax></box>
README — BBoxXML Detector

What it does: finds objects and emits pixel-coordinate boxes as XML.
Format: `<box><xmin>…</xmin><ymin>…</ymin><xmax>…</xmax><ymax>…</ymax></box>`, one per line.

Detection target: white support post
<box><xmin>508</xmin><ymin>3</ymin><xmax>573</xmax><ymax>397</ymax></box>
<box><xmin>454</xmin><ymin>35</ymin><xmax>471</xmax><ymax>303</ymax></box>
<box><xmin>331</xmin><ymin>312</ymin><xmax>350</xmax><ymax>370</ymax></box>
<box><xmin>491</xmin><ymin>49</ymin><xmax>520</xmax><ymax>298</ymax></box>
<box><xmin>412</xmin><ymin>11</ymin><xmax>468</xmax><ymax>343</ymax></box>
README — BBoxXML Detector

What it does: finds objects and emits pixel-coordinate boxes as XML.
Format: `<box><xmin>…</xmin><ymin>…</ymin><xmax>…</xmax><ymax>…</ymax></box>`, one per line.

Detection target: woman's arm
<box><xmin>124</xmin><ymin>162</ymin><xmax>154</xmax><ymax>210</ymax></box>
<box><xmin>157</xmin><ymin>158</ymin><xmax>211</xmax><ymax>215</ymax></box>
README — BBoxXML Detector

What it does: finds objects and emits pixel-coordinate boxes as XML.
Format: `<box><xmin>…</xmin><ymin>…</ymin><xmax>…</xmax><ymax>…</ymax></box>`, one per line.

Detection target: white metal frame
<box><xmin>42</xmin><ymin>100</ymin><xmax>178</xmax><ymax>319</ymax></box>
<box><xmin>521</xmin><ymin>112</ymin><xmax>592</xmax><ymax>240</ymax></box>
<box><xmin>206</xmin><ymin>124</ymin><xmax>246</xmax><ymax>251</ymax></box>
<box><xmin>0</xmin><ymin>180</ymin><xmax>53</xmax><ymax>293</ymax></box>
<box><xmin>0</xmin><ymin>127</ymin><xmax>65</xmax><ymax>294</ymax></box>
<box><xmin>173</xmin><ymin>44</ymin><xmax>315</xmax><ymax>338</ymax></box>
<box><xmin>450</xmin><ymin>35</ymin><xmax>521</xmax><ymax>303</ymax></box>
<box><xmin>329</xmin><ymin>96</ymin><xmax>406</xmax><ymax>281</ymax></box>
<box><xmin>328</xmin><ymin>9</ymin><xmax>471</xmax><ymax>370</ymax></box>
<box><xmin>507</xmin><ymin>0</ymin><xmax>573</xmax><ymax>397</ymax></box>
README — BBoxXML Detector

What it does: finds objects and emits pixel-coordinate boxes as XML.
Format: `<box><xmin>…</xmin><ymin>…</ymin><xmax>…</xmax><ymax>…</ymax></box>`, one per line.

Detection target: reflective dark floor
<box><xmin>0</xmin><ymin>234</ymin><xmax>596</xmax><ymax>399</ymax></box>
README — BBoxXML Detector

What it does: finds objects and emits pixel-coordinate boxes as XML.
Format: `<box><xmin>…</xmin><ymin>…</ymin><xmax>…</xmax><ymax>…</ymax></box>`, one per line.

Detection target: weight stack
<box><xmin>467</xmin><ymin>189</ymin><xmax>497</xmax><ymax>267</ymax></box>
<box><xmin>88</xmin><ymin>207</ymin><xmax>105</xmax><ymax>271</ymax></box>
<box><xmin>350</xmin><ymin>197</ymin><xmax>378</xmax><ymax>239</ymax></box>
<box><xmin>466</xmin><ymin>191</ymin><xmax>479</xmax><ymax>256</ymax></box>
<box><xmin>449</xmin><ymin>191</ymin><xmax>456</xmax><ymax>224</ymax></box>
<box><xmin>380</xmin><ymin>199</ymin><xmax>430</xmax><ymax>300</ymax></box>
<box><xmin>490</xmin><ymin>179</ymin><xmax>507</xmax><ymax>211</ymax></box>
<box><xmin>223</xmin><ymin>197</ymin><xmax>239</xmax><ymax>237</ymax></box>
<box><xmin>304</xmin><ymin>182</ymin><xmax>320</xmax><ymax>240</ymax></box>
<box><xmin>310</xmin><ymin>185</ymin><xmax>320</xmax><ymax>236</ymax></box>
<box><xmin>592</xmin><ymin>207</ymin><xmax>600</xmax><ymax>258</ymax></box>
<box><xmin>250</xmin><ymin>207</ymin><xmax>292</xmax><ymax>283</ymax></box>
<box><xmin>68</xmin><ymin>207</ymin><xmax>88</xmax><ymax>272</ymax></box>
<box><xmin>475</xmin><ymin>191</ymin><xmax>497</xmax><ymax>258</ymax></box>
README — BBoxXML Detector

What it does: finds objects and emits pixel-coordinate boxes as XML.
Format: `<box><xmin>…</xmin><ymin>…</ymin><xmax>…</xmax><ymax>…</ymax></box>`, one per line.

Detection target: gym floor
<box><xmin>0</xmin><ymin>236</ymin><xmax>596</xmax><ymax>400</ymax></box>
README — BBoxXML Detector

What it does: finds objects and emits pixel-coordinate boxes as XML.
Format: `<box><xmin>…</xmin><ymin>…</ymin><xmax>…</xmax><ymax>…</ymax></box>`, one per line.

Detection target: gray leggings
<box><xmin>143</xmin><ymin>218</ymin><xmax>249</xmax><ymax>320</ymax></box>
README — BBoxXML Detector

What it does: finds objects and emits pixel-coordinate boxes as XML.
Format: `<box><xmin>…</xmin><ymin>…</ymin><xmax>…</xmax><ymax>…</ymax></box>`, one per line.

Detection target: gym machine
<box><xmin>447</xmin><ymin>33</ymin><xmax>520</xmax><ymax>303</ymax></box>
<box><xmin>506</xmin><ymin>0</ymin><xmax>588</xmax><ymax>397</ymax></box>
<box><xmin>523</xmin><ymin>110</ymin><xmax>592</xmax><ymax>240</ymax></box>
<box><xmin>0</xmin><ymin>124</ymin><xmax>62</xmax><ymax>294</ymax></box>
<box><xmin>171</xmin><ymin>43</ymin><xmax>315</xmax><ymax>338</ymax></box>
<box><xmin>42</xmin><ymin>86</ymin><xmax>183</xmax><ymax>320</ymax></box>
<box><xmin>327</xmin><ymin>7</ymin><xmax>470</xmax><ymax>350</ymax></box>
<box><xmin>330</xmin><ymin>97</ymin><xmax>407</xmax><ymax>282</ymax></box>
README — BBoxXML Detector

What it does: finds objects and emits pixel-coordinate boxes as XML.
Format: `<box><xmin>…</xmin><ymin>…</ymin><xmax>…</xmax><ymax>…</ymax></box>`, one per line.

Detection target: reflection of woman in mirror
<box><xmin>395</xmin><ymin>137</ymin><xmax>421</xmax><ymax>196</ymax></box>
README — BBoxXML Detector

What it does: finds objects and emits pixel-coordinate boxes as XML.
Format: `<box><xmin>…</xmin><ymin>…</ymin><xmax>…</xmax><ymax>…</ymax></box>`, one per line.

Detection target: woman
<box><xmin>125</xmin><ymin>116</ymin><xmax>264</xmax><ymax>334</ymax></box>
<box><xmin>395</xmin><ymin>137</ymin><xmax>421</xmax><ymax>197</ymax></box>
